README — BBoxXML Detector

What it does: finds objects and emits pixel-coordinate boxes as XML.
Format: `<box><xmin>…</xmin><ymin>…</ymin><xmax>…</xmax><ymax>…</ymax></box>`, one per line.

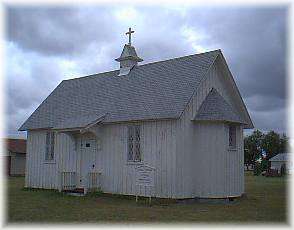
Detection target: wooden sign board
<box><xmin>135</xmin><ymin>164</ymin><xmax>155</xmax><ymax>187</ymax></box>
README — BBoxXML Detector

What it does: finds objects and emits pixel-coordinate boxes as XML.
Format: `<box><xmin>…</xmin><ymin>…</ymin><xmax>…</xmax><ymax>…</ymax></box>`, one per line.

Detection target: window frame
<box><xmin>228</xmin><ymin>125</ymin><xmax>237</xmax><ymax>150</ymax></box>
<box><xmin>45</xmin><ymin>131</ymin><xmax>55</xmax><ymax>162</ymax></box>
<box><xmin>127</xmin><ymin>125</ymin><xmax>142</xmax><ymax>163</ymax></box>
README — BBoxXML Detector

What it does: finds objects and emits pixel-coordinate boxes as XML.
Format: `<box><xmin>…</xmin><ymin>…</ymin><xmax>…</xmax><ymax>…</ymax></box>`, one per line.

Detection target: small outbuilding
<box><xmin>269</xmin><ymin>153</ymin><xmax>292</xmax><ymax>174</ymax></box>
<box><xmin>5</xmin><ymin>138</ymin><xmax>27</xmax><ymax>176</ymax></box>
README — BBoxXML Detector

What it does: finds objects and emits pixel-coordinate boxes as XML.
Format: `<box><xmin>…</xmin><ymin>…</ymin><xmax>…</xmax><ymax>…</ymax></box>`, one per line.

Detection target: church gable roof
<box><xmin>193</xmin><ymin>88</ymin><xmax>247</xmax><ymax>124</ymax></box>
<box><xmin>19</xmin><ymin>50</ymin><xmax>220</xmax><ymax>131</ymax></box>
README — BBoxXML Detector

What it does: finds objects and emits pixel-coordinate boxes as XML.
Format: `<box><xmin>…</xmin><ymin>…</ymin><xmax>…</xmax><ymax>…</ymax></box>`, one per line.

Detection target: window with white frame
<box><xmin>228</xmin><ymin>125</ymin><xmax>236</xmax><ymax>149</ymax></box>
<box><xmin>127</xmin><ymin>125</ymin><xmax>141</xmax><ymax>162</ymax></box>
<box><xmin>45</xmin><ymin>131</ymin><xmax>55</xmax><ymax>161</ymax></box>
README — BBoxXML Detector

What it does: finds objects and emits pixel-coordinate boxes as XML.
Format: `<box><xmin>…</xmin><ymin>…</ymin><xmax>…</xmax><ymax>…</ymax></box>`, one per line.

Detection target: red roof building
<box><xmin>6</xmin><ymin>138</ymin><xmax>27</xmax><ymax>154</ymax></box>
<box><xmin>5</xmin><ymin>138</ymin><xmax>27</xmax><ymax>176</ymax></box>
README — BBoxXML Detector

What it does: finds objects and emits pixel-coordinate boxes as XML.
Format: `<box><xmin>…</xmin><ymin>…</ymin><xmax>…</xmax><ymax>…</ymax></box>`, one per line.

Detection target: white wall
<box><xmin>175</xmin><ymin>55</ymin><xmax>245</xmax><ymax>198</ymax></box>
<box><xmin>89</xmin><ymin>120</ymin><xmax>178</xmax><ymax>198</ymax></box>
<box><xmin>26</xmin><ymin>119</ymin><xmax>178</xmax><ymax>198</ymax></box>
<box><xmin>271</xmin><ymin>161</ymin><xmax>292</xmax><ymax>173</ymax></box>
<box><xmin>26</xmin><ymin>131</ymin><xmax>59</xmax><ymax>189</ymax></box>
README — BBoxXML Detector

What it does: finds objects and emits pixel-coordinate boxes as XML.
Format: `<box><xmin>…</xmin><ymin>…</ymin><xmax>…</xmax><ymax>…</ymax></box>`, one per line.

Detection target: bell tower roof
<box><xmin>115</xmin><ymin>44</ymin><xmax>143</xmax><ymax>63</ymax></box>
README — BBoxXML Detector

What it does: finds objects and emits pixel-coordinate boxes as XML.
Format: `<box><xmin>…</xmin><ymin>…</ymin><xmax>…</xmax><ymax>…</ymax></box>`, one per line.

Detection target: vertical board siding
<box><xmin>25</xmin><ymin>132</ymin><xmax>31</xmax><ymax>187</ymax></box>
<box><xmin>177</xmin><ymin>55</ymin><xmax>245</xmax><ymax>198</ymax></box>
<box><xmin>191</xmin><ymin>122</ymin><xmax>227</xmax><ymax>198</ymax></box>
<box><xmin>25</xmin><ymin>131</ymin><xmax>58</xmax><ymax>189</ymax></box>
<box><xmin>27</xmin><ymin>119</ymin><xmax>177</xmax><ymax>198</ymax></box>
<box><xmin>97</xmin><ymin>120</ymin><xmax>177</xmax><ymax>198</ymax></box>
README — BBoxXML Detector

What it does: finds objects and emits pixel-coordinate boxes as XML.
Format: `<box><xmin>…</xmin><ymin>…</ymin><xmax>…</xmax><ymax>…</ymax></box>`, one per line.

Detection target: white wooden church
<box><xmin>19</xmin><ymin>28</ymin><xmax>253</xmax><ymax>199</ymax></box>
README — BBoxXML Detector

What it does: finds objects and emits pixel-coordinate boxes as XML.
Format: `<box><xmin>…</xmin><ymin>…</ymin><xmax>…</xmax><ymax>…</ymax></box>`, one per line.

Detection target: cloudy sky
<box><xmin>5</xmin><ymin>5</ymin><xmax>287</xmax><ymax>138</ymax></box>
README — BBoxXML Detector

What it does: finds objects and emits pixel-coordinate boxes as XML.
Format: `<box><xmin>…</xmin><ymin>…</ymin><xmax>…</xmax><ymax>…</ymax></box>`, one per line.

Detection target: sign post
<box><xmin>135</xmin><ymin>164</ymin><xmax>155</xmax><ymax>205</ymax></box>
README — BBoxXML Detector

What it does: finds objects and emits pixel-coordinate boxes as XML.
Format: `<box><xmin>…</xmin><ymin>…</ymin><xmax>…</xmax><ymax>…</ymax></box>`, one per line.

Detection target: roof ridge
<box><xmin>63</xmin><ymin>69</ymin><xmax>119</xmax><ymax>82</ymax></box>
<box><xmin>137</xmin><ymin>49</ymin><xmax>220</xmax><ymax>68</ymax></box>
<box><xmin>63</xmin><ymin>49</ymin><xmax>221</xmax><ymax>82</ymax></box>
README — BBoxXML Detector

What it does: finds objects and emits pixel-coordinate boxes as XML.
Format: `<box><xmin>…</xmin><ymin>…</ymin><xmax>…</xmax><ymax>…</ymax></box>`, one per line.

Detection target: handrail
<box><xmin>61</xmin><ymin>171</ymin><xmax>77</xmax><ymax>191</ymax></box>
<box><xmin>60</xmin><ymin>171</ymin><xmax>101</xmax><ymax>193</ymax></box>
<box><xmin>87</xmin><ymin>172</ymin><xmax>102</xmax><ymax>190</ymax></box>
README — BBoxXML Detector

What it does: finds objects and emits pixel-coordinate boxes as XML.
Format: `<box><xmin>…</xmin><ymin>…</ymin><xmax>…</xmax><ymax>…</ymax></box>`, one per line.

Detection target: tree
<box><xmin>279</xmin><ymin>133</ymin><xmax>289</xmax><ymax>153</ymax></box>
<box><xmin>261</xmin><ymin>130</ymin><xmax>281</xmax><ymax>160</ymax></box>
<box><xmin>244</xmin><ymin>130</ymin><xmax>289</xmax><ymax>175</ymax></box>
<box><xmin>244</xmin><ymin>130</ymin><xmax>263</xmax><ymax>168</ymax></box>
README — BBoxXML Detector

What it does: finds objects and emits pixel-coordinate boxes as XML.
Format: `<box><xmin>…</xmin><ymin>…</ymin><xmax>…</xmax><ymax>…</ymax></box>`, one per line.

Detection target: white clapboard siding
<box><xmin>175</xmin><ymin>55</ymin><xmax>245</xmax><ymax>198</ymax></box>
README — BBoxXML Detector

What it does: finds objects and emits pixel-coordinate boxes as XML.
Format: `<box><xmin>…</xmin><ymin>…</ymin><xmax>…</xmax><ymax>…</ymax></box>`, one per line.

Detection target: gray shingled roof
<box><xmin>19</xmin><ymin>50</ymin><xmax>220</xmax><ymax>131</ymax></box>
<box><xmin>193</xmin><ymin>88</ymin><xmax>247</xmax><ymax>124</ymax></box>
<box><xmin>269</xmin><ymin>153</ymin><xmax>289</xmax><ymax>162</ymax></box>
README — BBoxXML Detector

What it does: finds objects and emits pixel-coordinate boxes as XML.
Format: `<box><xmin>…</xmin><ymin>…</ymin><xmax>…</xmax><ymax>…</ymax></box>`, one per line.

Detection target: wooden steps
<box><xmin>74</xmin><ymin>188</ymin><xmax>85</xmax><ymax>193</ymax></box>
<box><xmin>63</xmin><ymin>187</ymin><xmax>84</xmax><ymax>194</ymax></box>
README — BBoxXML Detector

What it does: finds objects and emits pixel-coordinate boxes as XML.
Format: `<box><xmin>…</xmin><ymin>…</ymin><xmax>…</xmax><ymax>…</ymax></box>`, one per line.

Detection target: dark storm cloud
<box><xmin>6</xmin><ymin>7</ymin><xmax>117</xmax><ymax>56</ymax></box>
<box><xmin>5</xmin><ymin>45</ymin><xmax>66</xmax><ymax>137</ymax></box>
<box><xmin>180</xmin><ymin>7</ymin><xmax>287</xmax><ymax>132</ymax></box>
<box><xmin>185</xmin><ymin>7</ymin><xmax>287</xmax><ymax>100</ymax></box>
<box><xmin>5</xmin><ymin>6</ymin><xmax>287</xmax><ymax>137</ymax></box>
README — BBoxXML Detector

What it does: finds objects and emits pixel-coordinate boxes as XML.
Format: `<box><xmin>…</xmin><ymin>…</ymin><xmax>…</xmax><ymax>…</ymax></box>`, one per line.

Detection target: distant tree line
<box><xmin>244</xmin><ymin>130</ymin><xmax>289</xmax><ymax>171</ymax></box>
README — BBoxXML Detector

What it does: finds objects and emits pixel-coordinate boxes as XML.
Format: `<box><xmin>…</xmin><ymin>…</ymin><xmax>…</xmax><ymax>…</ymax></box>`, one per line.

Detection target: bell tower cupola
<box><xmin>115</xmin><ymin>28</ymin><xmax>143</xmax><ymax>76</ymax></box>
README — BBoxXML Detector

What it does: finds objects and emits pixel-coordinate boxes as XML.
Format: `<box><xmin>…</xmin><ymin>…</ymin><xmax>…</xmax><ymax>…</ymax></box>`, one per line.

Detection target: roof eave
<box><xmin>192</xmin><ymin>118</ymin><xmax>248</xmax><ymax>125</ymax></box>
<box><xmin>19</xmin><ymin>127</ymin><xmax>54</xmax><ymax>132</ymax></box>
<box><xmin>115</xmin><ymin>56</ymin><xmax>143</xmax><ymax>62</ymax></box>
<box><xmin>8</xmin><ymin>150</ymin><xmax>26</xmax><ymax>154</ymax></box>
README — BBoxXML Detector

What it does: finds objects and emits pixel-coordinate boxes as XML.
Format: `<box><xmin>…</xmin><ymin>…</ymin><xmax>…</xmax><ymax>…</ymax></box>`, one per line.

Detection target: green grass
<box><xmin>7</xmin><ymin>172</ymin><xmax>288</xmax><ymax>223</ymax></box>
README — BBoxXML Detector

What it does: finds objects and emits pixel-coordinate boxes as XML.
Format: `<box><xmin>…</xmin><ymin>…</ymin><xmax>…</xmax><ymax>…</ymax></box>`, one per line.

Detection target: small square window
<box><xmin>86</xmin><ymin>143</ymin><xmax>90</xmax><ymax>147</ymax></box>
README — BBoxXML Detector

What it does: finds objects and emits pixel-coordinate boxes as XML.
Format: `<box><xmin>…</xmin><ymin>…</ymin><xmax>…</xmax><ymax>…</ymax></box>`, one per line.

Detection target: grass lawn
<box><xmin>6</xmin><ymin>172</ymin><xmax>288</xmax><ymax>224</ymax></box>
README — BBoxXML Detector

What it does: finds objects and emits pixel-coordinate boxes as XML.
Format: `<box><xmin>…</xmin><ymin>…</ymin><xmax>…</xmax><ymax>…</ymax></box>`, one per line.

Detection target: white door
<box><xmin>79</xmin><ymin>137</ymin><xmax>96</xmax><ymax>188</ymax></box>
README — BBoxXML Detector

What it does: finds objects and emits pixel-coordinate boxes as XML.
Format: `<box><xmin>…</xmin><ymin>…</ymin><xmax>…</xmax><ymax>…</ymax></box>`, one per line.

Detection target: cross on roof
<box><xmin>126</xmin><ymin>27</ymin><xmax>134</xmax><ymax>45</ymax></box>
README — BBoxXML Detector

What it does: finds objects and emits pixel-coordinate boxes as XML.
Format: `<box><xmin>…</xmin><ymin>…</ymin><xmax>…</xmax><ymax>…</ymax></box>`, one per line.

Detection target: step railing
<box><xmin>61</xmin><ymin>171</ymin><xmax>77</xmax><ymax>191</ymax></box>
<box><xmin>87</xmin><ymin>172</ymin><xmax>102</xmax><ymax>191</ymax></box>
